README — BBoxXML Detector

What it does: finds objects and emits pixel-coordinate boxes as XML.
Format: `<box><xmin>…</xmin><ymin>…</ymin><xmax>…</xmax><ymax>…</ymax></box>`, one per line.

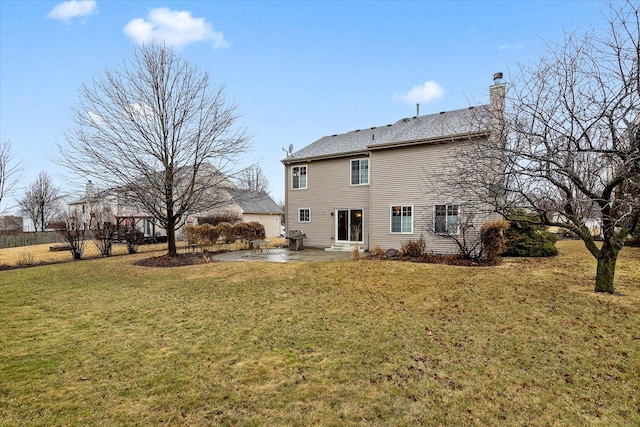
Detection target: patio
<box><xmin>209</xmin><ymin>247</ymin><xmax>353</xmax><ymax>263</ymax></box>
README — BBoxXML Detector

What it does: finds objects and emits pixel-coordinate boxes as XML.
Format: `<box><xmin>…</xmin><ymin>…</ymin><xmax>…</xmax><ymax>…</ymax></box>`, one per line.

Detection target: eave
<box><xmin>281</xmin><ymin>149</ymin><xmax>371</xmax><ymax>165</ymax></box>
<box><xmin>281</xmin><ymin>130</ymin><xmax>489</xmax><ymax>165</ymax></box>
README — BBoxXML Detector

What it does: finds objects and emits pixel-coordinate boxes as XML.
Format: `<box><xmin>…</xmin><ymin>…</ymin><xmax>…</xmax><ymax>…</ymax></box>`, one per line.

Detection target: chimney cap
<box><xmin>493</xmin><ymin>72</ymin><xmax>504</xmax><ymax>83</ymax></box>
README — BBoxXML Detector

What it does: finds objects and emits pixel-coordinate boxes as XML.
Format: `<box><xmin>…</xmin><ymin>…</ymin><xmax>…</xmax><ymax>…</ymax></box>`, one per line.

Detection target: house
<box><xmin>282</xmin><ymin>74</ymin><xmax>505</xmax><ymax>254</ymax></box>
<box><xmin>188</xmin><ymin>188</ymin><xmax>283</xmax><ymax>238</ymax></box>
<box><xmin>0</xmin><ymin>215</ymin><xmax>23</xmax><ymax>233</ymax></box>
<box><xmin>68</xmin><ymin>176</ymin><xmax>283</xmax><ymax>240</ymax></box>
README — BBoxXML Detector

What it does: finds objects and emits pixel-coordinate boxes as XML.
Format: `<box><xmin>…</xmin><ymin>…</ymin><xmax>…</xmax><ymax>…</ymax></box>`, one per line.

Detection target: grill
<box><xmin>286</xmin><ymin>230</ymin><xmax>306</xmax><ymax>251</ymax></box>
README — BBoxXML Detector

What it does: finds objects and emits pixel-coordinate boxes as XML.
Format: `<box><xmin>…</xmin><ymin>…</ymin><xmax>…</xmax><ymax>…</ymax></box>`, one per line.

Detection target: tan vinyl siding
<box><xmin>285</xmin><ymin>157</ymin><xmax>370</xmax><ymax>248</ymax></box>
<box><xmin>370</xmin><ymin>140</ymin><xmax>494</xmax><ymax>254</ymax></box>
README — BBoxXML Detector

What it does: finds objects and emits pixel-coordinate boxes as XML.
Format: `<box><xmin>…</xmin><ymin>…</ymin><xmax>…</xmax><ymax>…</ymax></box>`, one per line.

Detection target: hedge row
<box><xmin>184</xmin><ymin>222</ymin><xmax>266</xmax><ymax>248</ymax></box>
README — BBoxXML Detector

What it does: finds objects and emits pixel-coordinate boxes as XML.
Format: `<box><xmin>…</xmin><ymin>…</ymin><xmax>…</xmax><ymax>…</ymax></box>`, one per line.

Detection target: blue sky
<box><xmin>0</xmin><ymin>0</ymin><xmax>606</xmax><ymax>214</ymax></box>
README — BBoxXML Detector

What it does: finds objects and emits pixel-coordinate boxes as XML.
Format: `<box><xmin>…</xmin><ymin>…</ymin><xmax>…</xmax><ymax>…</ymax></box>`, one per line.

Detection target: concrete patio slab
<box><xmin>209</xmin><ymin>248</ymin><xmax>353</xmax><ymax>263</ymax></box>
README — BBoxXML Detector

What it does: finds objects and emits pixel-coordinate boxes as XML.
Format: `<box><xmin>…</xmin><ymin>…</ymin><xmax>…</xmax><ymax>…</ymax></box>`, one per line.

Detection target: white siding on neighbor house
<box><xmin>285</xmin><ymin>157</ymin><xmax>370</xmax><ymax>248</ymax></box>
<box><xmin>370</xmin><ymin>140</ymin><xmax>496</xmax><ymax>254</ymax></box>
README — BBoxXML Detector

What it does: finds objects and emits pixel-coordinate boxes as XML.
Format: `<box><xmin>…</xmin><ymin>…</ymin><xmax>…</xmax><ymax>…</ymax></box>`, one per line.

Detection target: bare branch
<box><xmin>58</xmin><ymin>43</ymin><xmax>250</xmax><ymax>255</ymax></box>
<box><xmin>0</xmin><ymin>140</ymin><xmax>22</xmax><ymax>215</ymax></box>
<box><xmin>450</xmin><ymin>1</ymin><xmax>640</xmax><ymax>293</ymax></box>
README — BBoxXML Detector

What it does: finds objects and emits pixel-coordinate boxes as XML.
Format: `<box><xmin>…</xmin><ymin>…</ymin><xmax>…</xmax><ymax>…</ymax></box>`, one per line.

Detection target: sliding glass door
<box><xmin>336</xmin><ymin>209</ymin><xmax>363</xmax><ymax>243</ymax></box>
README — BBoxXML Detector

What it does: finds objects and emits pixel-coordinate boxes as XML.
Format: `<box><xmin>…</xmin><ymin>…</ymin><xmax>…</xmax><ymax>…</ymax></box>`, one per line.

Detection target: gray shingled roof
<box><xmin>284</xmin><ymin>105</ymin><xmax>491</xmax><ymax>163</ymax></box>
<box><xmin>228</xmin><ymin>188</ymin><xmax>282</xmax><ymax>214</ymax></box>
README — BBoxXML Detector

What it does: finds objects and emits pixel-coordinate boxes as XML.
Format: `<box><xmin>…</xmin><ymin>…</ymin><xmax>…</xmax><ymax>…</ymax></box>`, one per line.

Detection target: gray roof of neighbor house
<box><xmin>283</xmin><ymin>105</ymin><xmax>491</xmax><ymax>163</ymax></box>
<box><xmin>228</xmin><ymin>188</ymin><xmax>282</xmax><ymax>214</ymax></box>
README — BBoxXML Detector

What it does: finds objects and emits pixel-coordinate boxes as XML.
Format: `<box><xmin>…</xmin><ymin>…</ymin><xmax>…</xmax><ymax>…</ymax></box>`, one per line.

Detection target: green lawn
<box><xmin>1</xmin><ymin>240</ymin><xmax>638</xmax><ymax>426</ymax></box>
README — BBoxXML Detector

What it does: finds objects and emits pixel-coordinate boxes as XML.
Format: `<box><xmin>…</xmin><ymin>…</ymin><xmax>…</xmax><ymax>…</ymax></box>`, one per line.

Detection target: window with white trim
<box><xmin>390</xmin><ymin>205</ymin><xmax>413</xmax><ymax>233</ymax></box>
<box><xmin>434</xmin><ymin>204</ymin><xmax>459</xmax><ymax>234</ymax></box>
<box><xmin>292</xmin><ymin>165</ymin><xmax>307</xmax><ymax>189</ymax></box>
<box><xmin>298</xmin><ymin>208</ymin><xmax>310</xmax><ymax>223</ymax></box>
<box><xmin>350</xmin><ymin>158</ymin><xmax>369</xmax><ymax>185</ymax></box>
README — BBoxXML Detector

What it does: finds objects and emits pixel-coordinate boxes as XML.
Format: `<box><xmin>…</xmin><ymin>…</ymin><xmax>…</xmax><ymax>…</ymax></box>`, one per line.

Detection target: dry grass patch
<box><xmin>0</xmin><ymin>240</ymin><xmax>638</xmax><ymax>425</ymax></box>
<box><xmin>0</xmin><ymin>241</ymin><xmax>170</xmax><ymax>268</ymax></box>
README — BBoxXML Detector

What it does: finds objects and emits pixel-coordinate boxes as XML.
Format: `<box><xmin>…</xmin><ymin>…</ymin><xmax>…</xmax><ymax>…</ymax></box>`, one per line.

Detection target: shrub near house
<box><xmin>503</xmin><ymin>214</ymin><xmax>559</xmax><ymax>257</ymax></box>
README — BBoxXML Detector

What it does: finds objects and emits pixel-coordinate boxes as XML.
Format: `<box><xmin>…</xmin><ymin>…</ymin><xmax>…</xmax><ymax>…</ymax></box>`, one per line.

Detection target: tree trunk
<box><xmin>167</xmin><ymin>216</ymin><xmax>177</xmax><ymax>256</ymax></box>
<box><xmin>594</xmin><ymin>240</ymin><xmax>619</xmax><ymax>294</ymax></box>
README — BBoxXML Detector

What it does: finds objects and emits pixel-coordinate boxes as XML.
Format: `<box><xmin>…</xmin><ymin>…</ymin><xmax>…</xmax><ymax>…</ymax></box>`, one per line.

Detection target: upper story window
<box><xmin>390</xmin><ymin>205</ymin><xmax>413</xmax><ymax>233</ymax></box>
<box><xmin>292</xmin><ymin>165</ymin><xmax>307</xmax><ymax>189</ymax></box>
<box><xmin>351</xmin><ymin>159</ymin><xmax>369</xmax><ymax>185</ymax></box>
<box><xmin>435</xmin><ymin>204</ymin><xmax>459</xmax><ymax>234</ymax></box>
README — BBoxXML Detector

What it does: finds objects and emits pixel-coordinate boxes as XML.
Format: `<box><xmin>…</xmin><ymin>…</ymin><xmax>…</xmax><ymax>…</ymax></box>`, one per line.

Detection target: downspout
<box><xmin>283</xmin><ymin>162</ymin><xmax>288</xmax><ymax>237</ymax></box>
<box><xmin>368</xmin><ymin>151</ymin><xmax>372</xmax><ymax>252</ymax></box>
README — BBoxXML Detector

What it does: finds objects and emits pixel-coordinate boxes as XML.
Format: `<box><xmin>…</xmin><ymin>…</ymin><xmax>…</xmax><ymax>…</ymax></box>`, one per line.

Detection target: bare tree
<box><xmin>461</xmin><ymin>1</ymin><xmax>640</xmax><ymax>294</ymax></box>
<box><xmin>236</xmin><ymin>165</ymin><xmax>270</xmax><ymax>193</ymax></box>
<box><xmin>58</xmin><ymin>43</ymin><xmax>250</xmax><ymax>256</ymax></box>
<box><xmin>91</xmin><ymin>205</ymin><xmax>117</xmax><ymax>256</ymax></box>
<box><xmin>18</xmin><ymin>171</ymin><xmax>61</xmax><ymax>231</ymax></box>
<box><xmin>56</xmin><ymin>210</ymin><xmax>88</xmax><ymax>260</ymax></box>
<box><xmin>0</xmin><ymin>140</ymin><xmax>21</xmax><ymax>215</ymax></box>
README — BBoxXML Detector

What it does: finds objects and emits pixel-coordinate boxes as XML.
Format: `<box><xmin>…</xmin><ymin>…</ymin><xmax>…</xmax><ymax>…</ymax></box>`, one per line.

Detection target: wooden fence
<box><xmin>0</xmin><ymin>232</ymin><xmax>65</xmax><ymax>249</ymax></box>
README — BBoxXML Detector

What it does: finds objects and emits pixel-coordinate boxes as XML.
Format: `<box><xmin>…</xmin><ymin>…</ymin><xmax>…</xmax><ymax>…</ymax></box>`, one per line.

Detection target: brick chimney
<box><xmin>86</xmin><ymin>180</ymin><xmax>95</xmax><ymax>199</ymax></box>
<box><xmin>489</xmin><ymin>72</ymin><xmax>506</xmax><ymax>144</ymax></box>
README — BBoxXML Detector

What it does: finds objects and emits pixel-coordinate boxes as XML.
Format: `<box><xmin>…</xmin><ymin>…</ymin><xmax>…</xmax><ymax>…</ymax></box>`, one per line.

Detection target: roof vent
<box><xmin>355</xmin><ymin>129</ymin><xmax>360</xmax><ymax>132</ymax></box>
<box><xmin>332</xmin><ymin>134</ymin><xmax>337</xmax><ymax>137</ymax></box>
<box><xmin>387</xmin><ymin>124</ymin><xmax>392</xmax><ymax>127</ymax></box>
<box><xmin>439</xmin><ymin>111</ymin><xmax>445</xmax><ymax>114</ymax></box>
<box><xmin>370</xmin><ymin>127</ymin><xmax>376</xmax><ymax>129</ymax></box>
<box><xmin>469</xmin><ymin>106</ymin><xmax>475</xmax><ymax>109</ymax></box>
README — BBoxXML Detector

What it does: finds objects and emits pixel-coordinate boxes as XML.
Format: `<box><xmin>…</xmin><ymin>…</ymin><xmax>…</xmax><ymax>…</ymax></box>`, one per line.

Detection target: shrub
<box><xmin>401</xmin><ymin>236</ymin><xmax>426</xmax><ymax>258</ymax></box>
<box><xmin>232</xmin><ymin>222</ymin><xmax>251</xmax><ymax>248</ymax></box>
<box><xmin>93</xmin><ymin>223</ymin><xmax>116</xmax><ymax>256</ymax></box>
<box><xmin>197</xmin><ymin>213</ymin><xmax>241</xmax><ymax>226</ymax></box>
<box><xmin>187</xmin><ymin>221</ymin><xmax>266</xmax><ymax>249</ymax></box>
<box><xmin>17</xmin><ymin>252</ymin><xmax>34</xmax><ymax>266</ymax></box>
<box><xmin>216</xmin><ymin>222</ymin><xmax>235</xmax><ymax>244</ymax></box>
<box><xmin>351</xmin><ymin>245</ymin><xmax>361</xmax><ymax>261</ymax></box>
<box><xmin>369</xmin><ymin>245</ymin><xmax>386</xmax><ymax>259</ymax></box>
<box><xmin>184</xmin><ymin>225</ymin><xmax>199</xmax><ymax>244</ymax></box>
<box><xmin>504</xmin><ymin>213</ymin><xmax>558</xmax><ymax>257</ymax></box>
<box><xmin>55</xmin><ymin>212</ymin><xmax>88</xmax><ymax>260</ymax></box>
<box><xmin>480</xmin><ymin>220</ymin><xmax>509</xmax><ymax>261</ymax></box>
<box><xmin>202</xmin><ymin>224</ymin><xmax>220</xmax><ymax>247</ymax></box>
<box><xmin>125</xmin><ymin>230</ymin><xmax>144</xmax><ymax>254</ymax></box>
<box><xmin>626</xmin><ymin>233</ymin><xmax>640</xmax><ymax>247</ymax></box>
<box><xmin>247</xmin><ymin>222</ymin><xmax>266</xmax><ymax>241</ymax></box>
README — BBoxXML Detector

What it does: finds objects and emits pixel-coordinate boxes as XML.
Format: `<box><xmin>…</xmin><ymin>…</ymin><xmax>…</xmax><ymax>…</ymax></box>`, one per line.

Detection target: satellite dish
<box><xmin>281</xmin><ymin>144</ymin><xmax>294</xmax><ymax>157</ymax></box>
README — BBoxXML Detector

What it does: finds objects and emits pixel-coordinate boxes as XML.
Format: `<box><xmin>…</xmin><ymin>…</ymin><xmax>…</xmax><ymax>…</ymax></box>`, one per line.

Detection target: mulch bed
<box><xmin>368</xmin><ymin>253</ymin><xmax>502</xmax><ymax>267</ymax></box>
<box><xmin>134</xmin><ymin>250</ymin><xmax>230</xmax><ymax>267</ymax></box>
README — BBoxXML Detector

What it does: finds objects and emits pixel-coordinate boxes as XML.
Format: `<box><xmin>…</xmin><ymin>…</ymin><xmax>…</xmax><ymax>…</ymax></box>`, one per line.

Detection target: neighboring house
<box><xmin>0</xmin><ymin>215</ymin><xmax>23</xmax><ymax>233</ymax></box>
<box><xmin>188</xmin><ymin>188</ymin><xmax>283</xmax><ymax>238</ymax></box>
<box><xmin>226</xmin><ymin>188</ymin><xmax>283</xmax><ymax>238</ymax></box>
<box><xmin>547</xmin><ymin>211</ymin><xmax>603</xmax><ymax>239</ymax></box>
<box><xmin>67</xmin><ymin>181</ymin><xmax>122</xmax><ymax>229</ymax></box>
<box><xmin>282</xmin><ymin>74</ymin><xmax>505</xmax><ymax>254</ymax></box>
<box><xmin>68</xmin><ymin>177</ymin><xmax>282</xmax><ymax>239</ymax></box>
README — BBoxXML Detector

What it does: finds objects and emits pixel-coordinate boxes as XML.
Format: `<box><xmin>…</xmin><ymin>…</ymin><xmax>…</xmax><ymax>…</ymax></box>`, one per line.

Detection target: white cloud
<box><xmin>123</xmin><ymin>7</ymin><xmax>228</xmax><ymax>49</ymax></box>
<box><xmin>397</xmin><ymin>81</ymin><xmax>444</xmax><ymax>104</ymax></box>
<box><xmin>47</xmin><ymin>0</ymin><xmax>97</xmax><ymax>22</ymax></box>
<box><xmin>499</xmin><ymin>43</ymin><xmax>524</xmax><ymax>51</ymax></box>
